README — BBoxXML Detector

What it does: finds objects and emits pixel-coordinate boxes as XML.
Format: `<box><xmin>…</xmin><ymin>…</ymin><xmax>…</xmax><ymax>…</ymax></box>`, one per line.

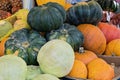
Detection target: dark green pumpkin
<box><xmin>66</xmin><ymin>0</ymin><xmax>103</xmax><ymax>26</ymax></box>
<box><xmin>5</xmin><ymin>28</ymin><xmax>46</xmax><ymax>65</ymax></box>
<box><xmin>27</xmin><ymin>2</ymin><xmax>66</xmax><ymax>32</ymax></box>
<box><xmin>46</xmin><ymin>23</ymin><xmax>84</xmax><ymax>51</ymax></box>
<box><xmin>95</xmin><ymin>0</ymin><xmax>119</xmax><ymax>12</ymax></box>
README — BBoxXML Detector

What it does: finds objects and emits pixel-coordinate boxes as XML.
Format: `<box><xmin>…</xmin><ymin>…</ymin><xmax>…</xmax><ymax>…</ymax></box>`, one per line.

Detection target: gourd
<box><xmin>0</xmin><ymin>55</ymin><xmax>27</xmax><ymax>80</ymax></box>
<box><xmin>66</xmin><ymin>0</ymin><xmax>103</xmax><ymax>26</ymax></box>
<box><xmin>68</xmin><ymin>59</ymin><xmax>87</xmax><ymax>79</ymax></box>
<box><xmin>105</xmin><ymin>39</ymin><xmax>120</xmax><ymax>56</ymax></box>
<box><xmin>77</xmin><ymin>24</ymin><xmax>106</xmax><ymax>55</ymax></box>
<box><xmin>5</xmin><ymin>28</ymin><xmax>46</xmax><ymax>65</ymax></box>
<box><xmin>95</xmin><ymin>0</ymin><xmax>119</xmax><ymax>12</ymax></box>
<box><xmin>37</xmin><ymin>39</ymin><xmax>74</xmax><ymax>77</ymax></box>
<box><xmin>0</xmin><ymin>37</ymin><xmax>8</xmax><ymax>56</ymax></box>
<box><xmin>27</xmin><ymin>2</ymin><xmax>66</xmax><ymax>32</ymax></box>
<box><xmin>46</xmin><ymin>23</ymin><xmax>84</xmax><ymax>51</ymax></box>
<box><xmin>75</xmin><ymin>47</ymin><xmax>97</xmax><ymax>65</ymax></box>
<box><xmin>97</xmin><ymin>22</ymin><xmax>120</xmax><ymax>43</ymax></box>
<box><xmin>87</xmin><ymin>58</ymin><xmax>114</xmax><ymax>80</ymax></box>
<box><xmin>0</xmin><ymin>20</ymin><xmax>13</xmax><ymax>40</ymax></box>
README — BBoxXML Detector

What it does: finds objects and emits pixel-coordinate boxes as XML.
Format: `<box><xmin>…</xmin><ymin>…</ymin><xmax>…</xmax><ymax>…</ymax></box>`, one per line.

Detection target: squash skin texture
<box><xmin>5</xmin><ymin>28</ymin><xmax>46</xmax><ymax>65</ymax></box>
<box><xmin>46</xmin><ymin>23</ymin><xmax>84</xmax><ymax>51</ymax></box>
<box><xmin>66</xmin><ymin>1</ymin><xmax>103</xmax><ymax>26</ymax></box>
<box><xmin>27</xmin><ymin>2</ymin><xmax>66</xmax><ymax>32</ymax></box>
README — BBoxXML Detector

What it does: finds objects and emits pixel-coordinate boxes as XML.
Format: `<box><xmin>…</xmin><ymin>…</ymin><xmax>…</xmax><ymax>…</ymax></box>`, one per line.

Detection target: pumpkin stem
<box><xmin>61</xmin><ymin>29</ymin><xmax>68</xmax><ymax>35</ymax></box>
<box><xmin>79</xmin><ymin>47</ymin><xmax>85</xmax><ymax>53</ymax></box>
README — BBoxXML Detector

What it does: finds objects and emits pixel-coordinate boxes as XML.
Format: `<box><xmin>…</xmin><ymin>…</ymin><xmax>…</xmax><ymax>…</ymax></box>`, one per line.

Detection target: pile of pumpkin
<box><xmin>0</xmin><ymin>0</ymin><xmax>120</xmax><ymax>80</ymax></box>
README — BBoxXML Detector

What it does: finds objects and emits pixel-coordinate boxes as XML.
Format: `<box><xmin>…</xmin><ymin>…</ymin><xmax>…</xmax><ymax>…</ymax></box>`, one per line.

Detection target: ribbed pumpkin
<box><xmin>46</xmin><ymin>23</ymin><xmax>84</xmax><ymax>51</ymax></box>
<box><xmin>75</xmin><ymin>47</ymin><xmax>97</xmax><ymax>65</ymax></box>
<box><xmin>105</xmin><ymin>39</ymin><xmax>120</xmax><ymax>56</ymax></box>
<box><xmin>5</xmin><ymin>28</ymin><xmax>46</xmax><ymax>65</ymax></box>
<box><xmin>77</xmin><ymin>24</ymin><xmax>106</xmax><ymax>55</ymax></box>
<box><xmin>27</xmin><ymin>2</ymin><xmax>66</xmax><ymax>32</ymax></box>
<box><xmin>98</xmin><ymin>22</ymin><xmax>120</xmax><ymax>43</ymax></box>
<box><xmin>87</xmin><ymin>58</ymin><xmax>114</xmax><ymax>80</ymax></box>
<box><xmin>0</xmin><ymin>37</ymin><xmax>8</xmax><ymax>56</ymax></box>
<box><xmin>66</xmin><ymin>0</ymin><xmax>103</xmax><ymax>26</ymax></box>
<box><xmin>95</xmin><ymin>0</ymin><xmax>119</xmax><ymax>12</ymax></box>
<box><xmin>68</xmin><ymin>59</ymin><xmax>87</xmax><ymax>79</ymax></box>
<box><xmin>36</xmin><ymin>0</ymin><xmax>66</xmax><ymax>7</ymax></box>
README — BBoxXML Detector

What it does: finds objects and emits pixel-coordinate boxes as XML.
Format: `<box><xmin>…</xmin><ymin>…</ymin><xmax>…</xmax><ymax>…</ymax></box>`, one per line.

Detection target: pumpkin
<box><xmin>5</xmin><ymin>28</ymin><xmax>46</xmax><ymax>65</ymax></box>
<box><xmin>75</xmin><ymin>47</ymin><xmax>97</xmax><ymax>65</ymax></box>
<box><xmin>0</xmin><ymin>20</ymin><xmax>13</xmax><ymax>40</ymax></box>
<box><xmin>105</xmin><ymin>39</ymin><xmax>120</xmax><ymax>56</ymax></box>
<box><xmin>68</xmin><ymin>59</ymin><xmax>87</xmax><ymax>79</ymax></box>
<box><xmin>77</xmin><ymin>24</ymin><xmax>106</xmax><ymax>55</ymax></box>
<box><xmin>46</xmin><ymin>23</ymin><xmax>84</xmax><ymax>51</ymax></box>
<box><xmin>66</xmin><ymin>0</ymin><xmax>103</xmax><ymax>26</ymax></box>
<box><xmin>36</xmin><ymin>0</ymin><xmax>66</xmax><ymax>8</ymax></box>
<box><xmin>95</xmin><ymin>0</ymin><xmax>119</xmax><ymax>12</ymax></box>
<box><xmin>0</xmin><ymin>37</ymin><xmax>8</xmax><ymax>56</ymax></box>
<box><xmin>97</xmin><ymin>22</ymin><xmax>120</xmax><ymax>43</ymax></box>
<box><xmin>87</xmin><ymin>58</ymin><xmax>114</xmax><ymax>80</ymax></box>
<box><xmin>37</xmin><ymin>39</ymin><xmax>74</xmax><ymax>77</ymax></box>
<box><xmin>27</xmin><ymin>2</ymin><xmax>66</xmax><ymax>32</ymax></box>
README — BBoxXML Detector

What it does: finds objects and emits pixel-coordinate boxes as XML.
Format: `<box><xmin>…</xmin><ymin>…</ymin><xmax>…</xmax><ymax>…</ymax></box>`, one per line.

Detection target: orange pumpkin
<box><xmin>75</xmin><ymin>47</ymin><xmax>97</xmax><ymax>65</ymax></box>
<box><xmin>87</xmin><ymin>58</ymin><xmax>114</xmax><ymax>80</ymax></box>
<box><xmin>0</xmin><ymin>37</ymin><xmax>8</xmax><ymax>56</ymax></box>
<box><xmin>36</xmin><ymin>0</ymin><xmax>66</xmax><ymax>7</ymax></box>
<box><xmin>98</xmin><ymin>22</ymin><xmax>120</xmax><ymax>43</ymax></box>
<box><xmin>105</xmin><ymin>39</ymin><xmax>120</xmax><ymax>56</ymax></box>
<box><xmin>68</xmin><ymin>59</ymin><xmax>87</xmax><ymax>79</ymax></box>
<box><xmin>77</xmin><ymin>24</ymin><xmax>106</xmax><ymax>55</ymax></box>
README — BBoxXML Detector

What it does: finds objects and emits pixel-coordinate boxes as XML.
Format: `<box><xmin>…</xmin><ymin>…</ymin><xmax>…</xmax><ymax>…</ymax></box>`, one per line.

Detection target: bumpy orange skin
<box><xmin>68</xmin><ymin>59</ymin><xmax>87</xmax><ymax>79</ymax></box>
<box><xmin>75</xmin><ymin>50</ymin><xmax>97</xmax><ymax>65</ymax></box>
<box><xmin>87</xmin><ymin>58</ymin><xmax>114</xmax><ymax>80</ymax></box>
<box><xmin>105</xmin><ymin>39</ymin><xmax>120</xmax><ymax>56</ymax></box>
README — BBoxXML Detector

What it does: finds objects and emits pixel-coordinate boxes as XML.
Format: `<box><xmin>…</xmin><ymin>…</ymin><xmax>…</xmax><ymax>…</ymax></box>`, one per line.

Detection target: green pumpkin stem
<box><xmin>79</xmin><ymin>47</ymin><xmax>85</xmax><ymax>53</ymax></box>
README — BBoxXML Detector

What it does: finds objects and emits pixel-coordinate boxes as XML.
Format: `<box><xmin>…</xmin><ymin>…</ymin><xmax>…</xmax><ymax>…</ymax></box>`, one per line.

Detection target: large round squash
<box><xmin>5</xmin><ymin>28</ymin><xmax>46</xmax><ymax>65</ymax></box>
<box><xmin>46</xmin><ymin>23</ymin><xmax>84</xmax><ymax>51</ymax></box>
<box><xmin>27</xmin><ymin>2</ymin><xmax>66</xmax><ymax>32</ymax></box>
<box><xmin>98</xmin><ymin>22</ymin><xmax>120</xmax><ymax>43</ymax></box>
<box><xmin>105</xmin><ymin>39</ymin><xmax>120</xmax><ymax>56</ymax></box>
<box><xmin>66</xmin><ymin>0</ymin><xmax>103</xmax><ymax>26</ymax></box>
<box><xmin>87</xmin><ymin>58</ymin><xmax>114</xmax><ymax>80</ymax></box>
<box><xmin>37</xmin><ymin>39</ymin><xmax>74</xmax><ymax>77</ymax></box>
<box><xmin>77</xmin><ymin>24</ymin><xmax>106</xmax><ymax>55</ymax></box>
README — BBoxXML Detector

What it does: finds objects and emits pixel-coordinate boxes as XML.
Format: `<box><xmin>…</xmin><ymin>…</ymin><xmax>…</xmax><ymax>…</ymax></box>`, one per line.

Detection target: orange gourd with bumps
<box><xmin>77</xmin><ymin>24</ymin><xmax>106</xmax><ymax>55</ymax></box>
<box><xmin>105</xmin><ymin>39</ymin><xmax>120</xmax><ymax>56</ymax></box>
<box><xmin>75</xmin><ymin>47</ymin><xmax>97</xmax><ymax>65</ymax></box>
<box><xmin>87</xmin><ymin>58</ymin><xmax>114</xmax><ymax>80</ymax></box>
<box><xmin>68</xmin><ymin>59</ymin><xmax>87</xmax><ymax>79</ymax></box>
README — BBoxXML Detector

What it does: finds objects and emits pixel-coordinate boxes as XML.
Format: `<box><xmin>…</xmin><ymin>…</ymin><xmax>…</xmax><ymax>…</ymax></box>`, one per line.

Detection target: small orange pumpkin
<box><xmin>105</xmin><ymin>39</ymin><xmax>120</xmax><ymax>56</ymax></box>
<box><xmin>87</xmin><ymin>58</ymin><xmax>114</xmax><ymax>80</ymax></box>
<box><xmin>77</xmin><ymin>24</ymin><xmax>106</xmax><ymax>55</ymax></box>
<box><xmin>68</xmin><ymin>59</ymin><xmax>87</xmax><ymax>79</ymax></box>
<box><xmin>75</xmin><ymin>47</ymin><xmax>98</xmax><ymax>65</ymax></box>
<box><xmin>0</xmin><ymin>37</ymin><xmax>8</xmax><ymax>56</ymax></box>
